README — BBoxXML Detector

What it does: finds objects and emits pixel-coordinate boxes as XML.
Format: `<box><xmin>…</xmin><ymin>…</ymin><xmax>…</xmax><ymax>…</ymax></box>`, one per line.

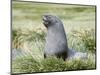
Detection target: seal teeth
<box><xmin>43</xmin><ymin>16</ymin><xmax>47</xmax><ymax>21</ymax></box>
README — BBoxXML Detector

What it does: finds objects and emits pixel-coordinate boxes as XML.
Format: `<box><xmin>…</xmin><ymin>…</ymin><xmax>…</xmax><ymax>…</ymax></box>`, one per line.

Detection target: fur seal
<box><xmin>42</xmin><ymin>14</ymin><xmax>68</xmax><ymax>61</ymax></box>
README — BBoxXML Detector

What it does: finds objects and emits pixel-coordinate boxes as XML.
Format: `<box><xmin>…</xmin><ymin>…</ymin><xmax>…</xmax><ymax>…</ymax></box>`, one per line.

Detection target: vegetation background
<box><xmin>12</xmin><ymin>1</ymin><xmax>96</xmax><ymax>74</ymax></box>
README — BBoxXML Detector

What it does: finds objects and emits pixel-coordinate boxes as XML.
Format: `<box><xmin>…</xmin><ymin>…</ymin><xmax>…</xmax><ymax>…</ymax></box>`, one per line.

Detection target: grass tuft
<box><xmin>12</xmin><ymin>57</ymin><xmax>95</xmax><ymax>74</ymax></box>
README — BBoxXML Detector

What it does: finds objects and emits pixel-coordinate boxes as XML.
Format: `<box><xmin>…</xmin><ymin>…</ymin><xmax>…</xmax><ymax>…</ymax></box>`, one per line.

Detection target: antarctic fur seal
<box><xmin>42</xmin><ymin>14</ymin><xmax>68</xmax><ymax>61</ymax></box>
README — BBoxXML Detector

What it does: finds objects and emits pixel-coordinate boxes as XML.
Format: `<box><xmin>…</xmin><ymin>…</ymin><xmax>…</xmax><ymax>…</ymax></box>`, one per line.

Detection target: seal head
<box><xmin>42</xmin><ymin>15</ymin><xmax>60</xmax><ymax>28</ymax></box>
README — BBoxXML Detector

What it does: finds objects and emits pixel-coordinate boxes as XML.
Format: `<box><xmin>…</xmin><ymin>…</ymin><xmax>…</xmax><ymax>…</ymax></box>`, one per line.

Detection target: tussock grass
<box><xmin>12</xmin><ymin>28</ymin><xmax>96</xmax><ymax>74</ymax></box>
<box><xmin>12</xmin><ymin>57</ymin><xmax>95</xmax><ymax>74</ymax></box>
<box><xmin>71</xmin><ymin>29</ymin><xmax>96</xmax><ymax>53</ymax></box>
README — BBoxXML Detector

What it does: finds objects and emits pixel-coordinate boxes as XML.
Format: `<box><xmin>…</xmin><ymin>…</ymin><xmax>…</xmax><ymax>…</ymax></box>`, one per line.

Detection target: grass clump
<box><xmin>12</xmin><ymin>28</ymin><xmax>96</xmax><ymax>74</ymax></box>
<box><xmin>12</xmin><ymin>57</ymin><xmax>95</xmax><ymax>74</ymax></box>
<box><xmin>12</xmin><ymin>28</ymin><xmax>46</xmax><ymax>49</ymax></box>
<box><xmin>69</xmin><ymin>28</ymin><xmax>96</xmax><ymax>53</ymax></box>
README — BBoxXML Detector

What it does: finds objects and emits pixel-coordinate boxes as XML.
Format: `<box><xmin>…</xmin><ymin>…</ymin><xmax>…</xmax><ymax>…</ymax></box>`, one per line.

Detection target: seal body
<box><xmin>42</xmin><ymin>15</ymin><xmax>68</xmax><ymax>60</ymax></box>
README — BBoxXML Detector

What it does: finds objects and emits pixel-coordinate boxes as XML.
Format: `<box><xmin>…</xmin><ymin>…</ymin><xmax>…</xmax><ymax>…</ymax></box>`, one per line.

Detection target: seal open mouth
<box><xmin>42</xmin><ymin>15</ymin><xmax>49</xmax><ymax>27</ymax></box>
<box><xmin>43</xmin><ymin>15</ymin><xmax>47</xmax><ymax>21</ymax></box>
